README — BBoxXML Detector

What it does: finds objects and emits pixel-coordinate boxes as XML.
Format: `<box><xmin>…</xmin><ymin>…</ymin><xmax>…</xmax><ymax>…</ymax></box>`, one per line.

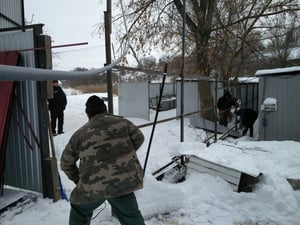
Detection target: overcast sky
<box><xmin>24</xmin><ymin>0</ymin><xmax>107</xmax><ymax>71</ymax></box>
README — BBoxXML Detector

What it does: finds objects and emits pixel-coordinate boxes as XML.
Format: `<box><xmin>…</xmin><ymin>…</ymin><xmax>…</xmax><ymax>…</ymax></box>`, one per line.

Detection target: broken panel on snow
<box><xmin>187</xmin><ymin>155</ymin><xmax>262</xmax><ymax>192</ymax></box>
<box><xmin>152</xmin><ymin>154</ymin><xmax>262</xmax><ymax>192</ymax></box>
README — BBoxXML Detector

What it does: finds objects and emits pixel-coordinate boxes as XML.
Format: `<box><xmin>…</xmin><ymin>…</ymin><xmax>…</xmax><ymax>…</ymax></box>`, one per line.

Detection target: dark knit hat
<box><xmin>85</xmin><ymin>95</ymin><xmax>107</xmax><ymax>118</ymax></box>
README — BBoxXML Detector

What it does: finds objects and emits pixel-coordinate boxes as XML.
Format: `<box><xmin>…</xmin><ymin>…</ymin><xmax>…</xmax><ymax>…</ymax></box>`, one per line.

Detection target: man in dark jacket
<box><xmin>60</xmin><ymin>95</ymin><xmax>145</xmax><ymax>225</ymax></box>
<box><xmin>217</xmin><ymin>90</ymin><xmax>237</xmax><ymax>127</ymax></box>
<box><xmin>48</xmin><ymin>80</ymin><xmax>67</xmax><ymax>135</ymax></box>
<box><xmin>236</xmin><ymin>108</ymin><xmax>258</xmax><ymax>137</ymax></box>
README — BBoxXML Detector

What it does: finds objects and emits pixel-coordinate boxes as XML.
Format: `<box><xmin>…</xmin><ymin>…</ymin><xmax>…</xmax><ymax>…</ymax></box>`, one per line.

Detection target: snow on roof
<box><xmin>255</xmin><ymin>66</ymin><xmax>300</xmax><ymax>76</ymax></box>
<box><xmin>237</xmin><ymin>77</ymin><xmax>258</xmax><ymax>83</ymax></box>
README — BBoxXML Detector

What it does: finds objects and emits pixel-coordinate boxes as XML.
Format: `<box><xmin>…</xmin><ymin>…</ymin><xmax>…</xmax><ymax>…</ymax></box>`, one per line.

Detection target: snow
<box><xmin>237</xmin><ymin>77</ymin><xmax>259</xmax><ymax>83</ymax></box>
<box><xmin>263</xmin><ymin>98</ymin><xmax>277</xmax><ymax>105</ymax></box>
<box><xmin>255</xmin><ymin>66</ymin><xmax>300</xmax><ymax>76</ymax></box>
<box><xmin>1</xmin><ymin>90</ymin><xmax>300</xmax><ymax>225</ymax></box>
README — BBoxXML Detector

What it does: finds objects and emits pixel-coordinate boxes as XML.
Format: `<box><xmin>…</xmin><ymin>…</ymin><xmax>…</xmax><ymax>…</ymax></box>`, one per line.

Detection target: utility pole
<box><xmin>105</xmin><ymin>0</ymin><xmax>113</xmax><ymax>114</ymax></box>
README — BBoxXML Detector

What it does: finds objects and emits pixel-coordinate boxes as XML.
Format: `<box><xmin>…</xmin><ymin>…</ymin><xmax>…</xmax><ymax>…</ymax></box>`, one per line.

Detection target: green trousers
<box><xmin>69</xmin><ymin>192</ymin><xmax>145</xmax><ymax>225</ymax></box>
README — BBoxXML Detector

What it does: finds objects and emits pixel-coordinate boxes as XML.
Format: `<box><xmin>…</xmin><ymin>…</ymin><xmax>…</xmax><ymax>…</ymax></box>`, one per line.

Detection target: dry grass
<box><xmin>75</xmin><ymin>84</ymin><xmax>118</xmax><ymax>95</ymax></box>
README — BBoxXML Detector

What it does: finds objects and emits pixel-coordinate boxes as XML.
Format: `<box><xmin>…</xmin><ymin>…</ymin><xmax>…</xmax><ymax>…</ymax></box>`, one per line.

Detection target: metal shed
<box><xmin>256</xmin><ymin>67</ymin><xmax>300</xmax><ymax>141</ymax></box>
<box><xmin>0</xmin><ymin>26</ymin><xmax>57</xmax><ymax>199</ymax></box>
<box><xmin>1</xmin><ymin>0</ymin><xmax>60</xmax><ymax>202</ymax></box>
<box><xmin>0</xmin><ymin>1</ymin><xmax>128</xmax><ymax>206</ymax></box>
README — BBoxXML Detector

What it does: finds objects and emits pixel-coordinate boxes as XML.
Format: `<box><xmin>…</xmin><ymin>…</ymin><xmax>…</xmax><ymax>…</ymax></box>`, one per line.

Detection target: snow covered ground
<box><xmin>1</xmin><ymin>91</ymin><xmax>300</xmax><ymax>225</ymax></box>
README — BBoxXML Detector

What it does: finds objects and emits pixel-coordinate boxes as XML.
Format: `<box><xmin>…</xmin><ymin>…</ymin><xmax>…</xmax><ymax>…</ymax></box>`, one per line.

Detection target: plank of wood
<box><xmin>43</xmin><ymin>158</ymin><xmax>60</xmax><ymax>201</ymax></box>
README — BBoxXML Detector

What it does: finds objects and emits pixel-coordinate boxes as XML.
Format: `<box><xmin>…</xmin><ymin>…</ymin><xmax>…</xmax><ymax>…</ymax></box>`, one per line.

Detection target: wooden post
<box><xmin>36</xmin><ymin>34</ymin><xmax>60</xmax><ymax>201</ymax></box>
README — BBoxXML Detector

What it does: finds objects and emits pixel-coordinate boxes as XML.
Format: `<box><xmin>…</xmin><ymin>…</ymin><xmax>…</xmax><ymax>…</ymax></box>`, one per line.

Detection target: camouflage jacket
<box><xmin>60</xmin><ymin>113</ymin><xmax>145</xmax><ymax>204</ymax></box>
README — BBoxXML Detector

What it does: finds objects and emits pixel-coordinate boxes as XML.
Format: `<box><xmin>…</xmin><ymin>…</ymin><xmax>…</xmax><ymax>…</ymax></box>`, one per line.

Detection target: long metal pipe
<box><xmin>0</xmin><ymin>45</ymin><xmax>130</xmax><ymax>80</ymax></box>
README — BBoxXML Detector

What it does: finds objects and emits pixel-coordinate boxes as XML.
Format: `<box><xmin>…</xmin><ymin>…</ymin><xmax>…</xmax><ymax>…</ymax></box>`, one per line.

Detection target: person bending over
<box><xmin>236</xmin><ymin>108</ymin><xmax>258</xmax><ymax>137</ymax></box>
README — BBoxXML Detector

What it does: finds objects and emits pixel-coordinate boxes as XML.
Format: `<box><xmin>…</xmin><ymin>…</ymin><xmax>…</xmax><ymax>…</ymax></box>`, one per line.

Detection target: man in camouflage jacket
<box><xmin>61</xmin><ymin>95</ymin><xmax>145</xmax><ymax>225</ymax></box>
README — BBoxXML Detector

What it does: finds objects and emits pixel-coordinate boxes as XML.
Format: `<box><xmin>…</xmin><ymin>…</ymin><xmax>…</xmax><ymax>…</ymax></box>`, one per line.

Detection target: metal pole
<box><xmin>214</xmin><ymin>73</ymin><xmax>218</xmax><ymax>142</ymax></box>
<box><xmin>21</xmin><ymin>0</ymin><xmax>25</xmax><ymax>31</ymax></box>
<box><xmin>143</xmin><ymin>64</ymin><xmax>168</xmax><ymax>176</ymax></box>
<box><xmin>180</xmin><ymin>0</ymin><xmax>186</xmax><ymax>142</ymax></box>
<box><xmin>105</xmin><ymin>0</ymin><xmax>113</xmax><ymax>114</ymax></box>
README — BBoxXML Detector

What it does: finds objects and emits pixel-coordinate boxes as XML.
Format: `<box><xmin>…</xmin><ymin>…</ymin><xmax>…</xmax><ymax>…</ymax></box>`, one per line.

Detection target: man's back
<box><xmin>75</xmin><ymin>114</ymin><xmax>144</xmax><ymax>161</ymax></box>
<box><xmin>61</xmin><ymin>95</ymin><xmax>146</xmax><ymax>225</ymax></box>
<box><xmin>61</xmin><ymin>113</ymin><xmax>144</xmax><ymax>204</ymax></box>
<box><xmin>237</xmin><ymin>108</ymin><xmax>258</xmax><ymax>126</ymax></box>
<box><xmin>243</xmin><ymin>109</ymin><xmax>258</xmax><ymax>125</ymax></box>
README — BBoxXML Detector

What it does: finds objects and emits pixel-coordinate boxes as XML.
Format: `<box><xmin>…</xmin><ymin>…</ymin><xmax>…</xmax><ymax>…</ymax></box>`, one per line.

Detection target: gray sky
<box><xmin>24</xmin><ymin>0</ymin><xmax>107</xmax><ymax>71</ymax></box>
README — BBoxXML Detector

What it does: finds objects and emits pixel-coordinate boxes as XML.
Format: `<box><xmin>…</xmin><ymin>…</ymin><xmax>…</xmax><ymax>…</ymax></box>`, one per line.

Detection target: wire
<box><xmin>53</xmin><ymin>44</ymin><xmax>106</xmax><ymax>54</ymax></box>
<box><xmin>91</xmin><ymin>201</ymin><xmax>107</xmax><ymax>220</ymax></box>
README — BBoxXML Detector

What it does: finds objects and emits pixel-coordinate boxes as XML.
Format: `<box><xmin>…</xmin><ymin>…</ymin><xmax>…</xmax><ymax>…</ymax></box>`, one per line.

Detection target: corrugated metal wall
<box><xmin>238</xmin><ymin>83</ymin><xmax>259</xmax><ymax>112</ymax></box>
<box><xmin>5</xmin><ymin>82</ymin><xmax>42</xmax><ymax>191</ymax></box>
<box><xmin>0</xmin><ymin>0</ymin><xmax>23</xmax><ymax>28</ymax></box>
<box><xmin>0</xmin><ymin>30</ymin><xmax>43</xmax><ymax>192</ymax></box>
<box><xmin>0</xmin><ymin>30</ymin><xmax>36</xmax><ymax>66</ymax></box>
<box><xmin>259</xmin><ymin>74</ymin><xmax>300</xmax><ymax>141</ymax></box>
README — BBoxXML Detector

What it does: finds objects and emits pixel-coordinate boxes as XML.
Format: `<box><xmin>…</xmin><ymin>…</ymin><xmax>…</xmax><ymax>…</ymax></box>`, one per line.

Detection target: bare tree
<box><xmin>213</xmin><ymin>1</ymin><xmax>300</xmax><ymax>78</ymax></box>
<box><xmin>265</xmin><ymin>15</ymin><xmax>298</xmax><ymax>67</ymax></box>
<box><xmin>108</xmin><ymin>0</ymin><xmax>300</xmax><ymax>120</ymax></box>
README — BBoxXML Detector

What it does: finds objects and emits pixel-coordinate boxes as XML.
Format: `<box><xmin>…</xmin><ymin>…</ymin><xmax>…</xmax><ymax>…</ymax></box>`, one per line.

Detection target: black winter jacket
<box><xmin>48</xmin><ymin>86</ymin><xmax>67</xmax><ymax>112</ymax></box>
